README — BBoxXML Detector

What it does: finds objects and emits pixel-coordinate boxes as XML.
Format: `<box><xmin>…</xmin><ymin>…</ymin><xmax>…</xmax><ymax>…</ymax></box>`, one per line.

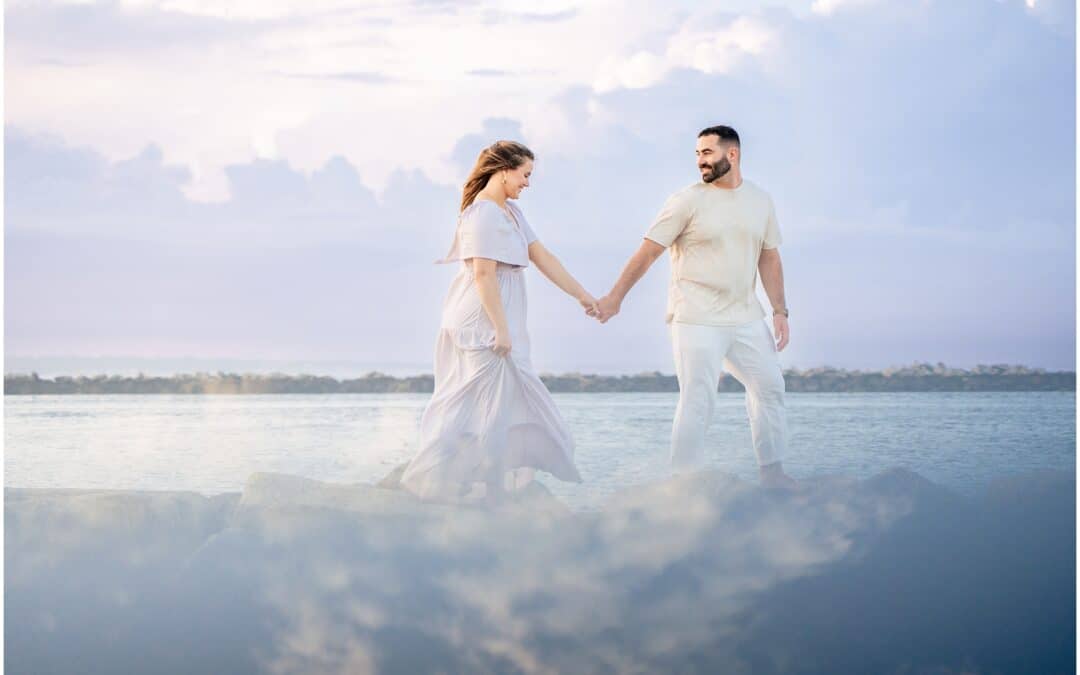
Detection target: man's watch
<box><xmin>773</xmin><ymin>307</ymin><xmax>789</xmax><ymax>317</ymax></box>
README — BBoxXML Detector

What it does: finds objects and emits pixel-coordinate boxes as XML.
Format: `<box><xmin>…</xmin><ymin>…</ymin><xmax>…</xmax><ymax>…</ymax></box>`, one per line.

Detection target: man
<box><xmin>593</xmin><ymin>125</ymin><xmax>798</xmax><ymax>490</ymax></box>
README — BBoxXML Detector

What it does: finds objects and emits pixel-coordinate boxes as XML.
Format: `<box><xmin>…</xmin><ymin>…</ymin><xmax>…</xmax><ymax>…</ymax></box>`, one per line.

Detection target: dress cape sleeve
<box><xmin>436</xmin><ymin>201</ymin><xmax>530</xmax><ymax>266</ymax></box>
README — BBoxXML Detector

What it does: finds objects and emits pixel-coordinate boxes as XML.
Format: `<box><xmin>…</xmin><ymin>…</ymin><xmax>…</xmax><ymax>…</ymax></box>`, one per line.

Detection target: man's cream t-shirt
<box><xmin>644</xmin><ymin>178</ymin><xmax>782</xmax><ymax>326</ymax></box>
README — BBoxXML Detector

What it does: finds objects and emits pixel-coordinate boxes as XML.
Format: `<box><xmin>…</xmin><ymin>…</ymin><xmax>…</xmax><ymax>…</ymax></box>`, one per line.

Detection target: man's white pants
<box><xmin>669</xmin><ymin>318</ymin><xmax>787</xmax><ymax>471</ymax></box>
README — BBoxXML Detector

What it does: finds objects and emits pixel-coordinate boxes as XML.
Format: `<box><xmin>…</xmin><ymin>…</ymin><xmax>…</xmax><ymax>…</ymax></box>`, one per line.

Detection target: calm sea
<box><xmin>5</xmin><ymin>392</ymin><xmax>1075</xmax><ymax>510</ymax></box>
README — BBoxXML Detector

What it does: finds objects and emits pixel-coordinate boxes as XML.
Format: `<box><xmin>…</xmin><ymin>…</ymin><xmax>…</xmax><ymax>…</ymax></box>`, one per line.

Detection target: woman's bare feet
<box><xmin>759</xmin><ymin>461</ymin><xmax>800</xmax><ymax>490</ymax></box>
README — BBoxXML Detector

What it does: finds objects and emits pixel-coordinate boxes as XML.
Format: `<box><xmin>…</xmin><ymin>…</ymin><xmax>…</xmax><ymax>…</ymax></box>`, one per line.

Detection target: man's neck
<box><xmin>709</xmin><ymin>170</ymin><xmax>743</xmax><ymax>190</ymax></box>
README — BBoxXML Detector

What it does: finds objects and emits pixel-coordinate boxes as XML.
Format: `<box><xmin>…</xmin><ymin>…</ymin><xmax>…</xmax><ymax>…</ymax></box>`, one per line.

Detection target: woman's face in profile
<box><xmin>504</xmin><ymin>160</ymin><xmax>533</xmax><ymax>199</ymax></box>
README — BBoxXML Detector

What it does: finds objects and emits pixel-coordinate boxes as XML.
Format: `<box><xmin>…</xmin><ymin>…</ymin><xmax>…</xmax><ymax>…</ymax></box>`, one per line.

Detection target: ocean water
<box><xmin>5</xmin><ymin>392</ymin><xmax>1075</xmax><ymax>510</ymax></box>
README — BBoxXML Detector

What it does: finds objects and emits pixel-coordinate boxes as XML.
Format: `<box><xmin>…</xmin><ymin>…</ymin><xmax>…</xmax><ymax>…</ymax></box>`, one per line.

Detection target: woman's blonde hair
<box><xmin>460</xmin><ymin>140</ymin><xmax>535</xmax><ymax>213</ymax></box>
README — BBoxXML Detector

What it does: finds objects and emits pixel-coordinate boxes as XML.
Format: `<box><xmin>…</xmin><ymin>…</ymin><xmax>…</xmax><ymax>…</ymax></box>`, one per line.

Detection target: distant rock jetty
<box><xmin>4</xmin><ymin>362</ymin><xmax>1073</xmax><ymax>394</ymax></box>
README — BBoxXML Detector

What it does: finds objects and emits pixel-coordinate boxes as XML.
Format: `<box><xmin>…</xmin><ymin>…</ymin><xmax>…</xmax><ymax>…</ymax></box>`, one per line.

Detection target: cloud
<box><xmin>6</xmin><ymin>0</ymin><xmax>1073</xmax><ymax>202</ymax></box>
<box><xmin>1025</xmin><ymin>0</ymin><xmax>1077</xmax><ymax>35</ymax></box>
<box><xmin>594</xmin><ymin>13</ymin><xmax>777</xmax><ymax>92</ymax></box>
<box><xmin>272</xmin><ymin>70</ymin><xmax>400</xmax><ymax>84</ymax></box>
<box><xmin>467</xmin><ymin>68</ymin><xmax>512</xmax><ymax>77</ymax></box>
<box><xmin>809</xmin><ymin>0</ymin><xmax>881</xmax><ymax>16</ymax></box>
<box><xmin>4</xmin><ymin>0</ymin><xmax>683</xmax><ymax>199</ymax></box>
<box><xmin>5</xmin><ymin>0</ymin><xmax>282</xmax><ymax>54</ymax></box>
<box><xmin>479</xmin><ymin>8</ymin><xmax>580</xmax><ymax>24</ymax></box>
<box><xmin>4</xmin><ymin>0</ymin><xmax>1075</xmax><ymax>369</ymax></box>
<box><xmin>449</xmin><ymin>117</ymin><xmax>527</xmax><ymax>170</ymax></box>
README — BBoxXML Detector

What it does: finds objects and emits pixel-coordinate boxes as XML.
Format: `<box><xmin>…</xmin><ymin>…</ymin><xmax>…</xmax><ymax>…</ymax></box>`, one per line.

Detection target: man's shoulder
<box><xmin>666</xmin><ymin>181</ymin><xmax>707</xmax><ymax>204</ymax></box>
<box><xmin>740</xmin><ymin>178</ymin><xmax>774</xmax><ymax>203</ymax></box>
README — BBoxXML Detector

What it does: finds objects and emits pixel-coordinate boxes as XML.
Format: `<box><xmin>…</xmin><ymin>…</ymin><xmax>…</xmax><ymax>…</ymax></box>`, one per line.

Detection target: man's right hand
<box><xmin>594</xmin><ymin>295</ymin><xmax>621</xmax><ymax>323</ymax></box>
<box><xmin>592</xmin><ymin>239</ymin><xmax>664</xmax><ymax>324</ymax></box>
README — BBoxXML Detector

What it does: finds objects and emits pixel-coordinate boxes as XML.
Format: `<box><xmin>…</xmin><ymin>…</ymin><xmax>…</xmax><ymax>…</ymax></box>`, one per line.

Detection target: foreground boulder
<box><xmin>5</xmin><ymin>467</ymin><xmax>1074</xmax><ymax>674</ymax></box>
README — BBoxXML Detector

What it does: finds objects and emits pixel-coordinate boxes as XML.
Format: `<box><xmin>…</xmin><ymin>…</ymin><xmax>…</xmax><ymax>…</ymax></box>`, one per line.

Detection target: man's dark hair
<box><xmin>698</xmin><ymin>125</ymin><xmax>740</xmax><ymax>147</ymax></box>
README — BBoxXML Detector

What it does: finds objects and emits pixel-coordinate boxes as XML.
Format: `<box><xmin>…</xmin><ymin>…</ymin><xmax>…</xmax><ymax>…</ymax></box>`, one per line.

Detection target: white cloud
<box><xmin>593</xmin><ymin>12</ymin><xmax>777</xmax><ymax>93</ymax></box>
<box><xmin>5</xmin><ymin>0</ymin><xmax>677</xmax><ymax>200</ymax></box>
<box><xmin>127</xmin><ymin>0</ymin><xmax>376</xmax><ymax>19</ymax></box>
<box><xmin>5</xmin><ymin>0</ymin><xmax>1075</xmax><ymax>369</ymax></box>
<box><xmin>809</xmin><ymin>0</ymin><xmax>881</xmax><ymax>15</ymax></box>
<box><xmin>593</xmin><ymin>50</ymin><xmax>668</xmax><ymax>92</ymax></box>
<box><xmin>666</xmin><ymin>14</ymin><xmax>774</xmax><ymax>73</ymax></box>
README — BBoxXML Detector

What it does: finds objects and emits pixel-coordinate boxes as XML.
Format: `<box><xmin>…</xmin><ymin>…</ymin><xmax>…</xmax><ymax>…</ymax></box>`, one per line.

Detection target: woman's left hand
<box><xmin>579</xmin><ymin>293</ymin><xmax>600</xmax><ymax>318</ymax></box>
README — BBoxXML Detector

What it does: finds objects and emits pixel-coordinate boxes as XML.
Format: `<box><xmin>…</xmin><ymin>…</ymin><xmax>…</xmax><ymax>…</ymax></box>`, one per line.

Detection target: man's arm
<box><xmin>595</xmin><ymin>238</ymin><xmax>666</xmax><ymax>323</ymax></box>
<box><xmin>758</xmin><ymin>247</ymin><xmax>789</xmax><ymax>350</ymax></box>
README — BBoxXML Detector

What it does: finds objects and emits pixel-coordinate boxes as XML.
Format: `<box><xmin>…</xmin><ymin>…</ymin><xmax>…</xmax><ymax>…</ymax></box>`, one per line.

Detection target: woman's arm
<box><xmin>528</xmin><ymin>241</ymin><xmax>598</xmax><ymax>314</ymax></box>
<box><xmin>471</xmin><ymin>257</ymin><xmax>512</xmax><ymax>356</ymax></box>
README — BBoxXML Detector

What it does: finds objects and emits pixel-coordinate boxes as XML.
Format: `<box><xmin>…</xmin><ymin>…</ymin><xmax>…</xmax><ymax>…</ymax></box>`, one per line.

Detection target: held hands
<box><xmin>579</xmin><ymin>292</ymin><xmax>600</xmax><ymax>319</ymax></box>
<box><xmin>591</xmin><ymin>294</ymin><xmax>620</xmax><ymax>323</ymax></box>
<box><xmin>579</xmin><ymin>291</ymin><xmax>616</xmax><ymax>323</ymax></box>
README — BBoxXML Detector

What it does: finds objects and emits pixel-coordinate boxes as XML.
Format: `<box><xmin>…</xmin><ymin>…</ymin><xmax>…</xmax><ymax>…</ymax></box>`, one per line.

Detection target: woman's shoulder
<box><xmin>460</xmin><ymin>199</ymin><xmax>506</xmax><ymax>228</ymax></box>
<box><xmin>463</xmin><ymin>198</ymin><xmax>509</xmax><ymax>220</ymax></box>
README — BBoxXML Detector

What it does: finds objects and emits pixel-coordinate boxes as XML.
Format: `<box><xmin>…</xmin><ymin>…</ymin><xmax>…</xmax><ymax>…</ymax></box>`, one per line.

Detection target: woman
<box><xmin>399</xmin><ymin>141</ymin><xmax>597</xmax><ymax>504</ymax></box>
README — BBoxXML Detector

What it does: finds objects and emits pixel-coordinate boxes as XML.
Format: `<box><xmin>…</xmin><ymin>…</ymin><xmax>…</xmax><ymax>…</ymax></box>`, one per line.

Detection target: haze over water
<box><xmin>6</xmin><ymin>391</ymin><xmax>1073</xmax><ymax>509</ymax></box>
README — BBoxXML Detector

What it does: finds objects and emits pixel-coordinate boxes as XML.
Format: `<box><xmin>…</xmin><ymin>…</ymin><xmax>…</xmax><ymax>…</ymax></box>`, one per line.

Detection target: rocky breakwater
<box><xmin>5</xmin><ymin>466</ymin><xmax>1074</xmax><ymax>674</ymax></box>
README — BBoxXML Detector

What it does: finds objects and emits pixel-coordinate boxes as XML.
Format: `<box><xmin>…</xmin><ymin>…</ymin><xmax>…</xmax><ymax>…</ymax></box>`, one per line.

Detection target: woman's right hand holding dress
<box><xmin>492</xmin><ymin>329</ymin><xmax>512</xmax><ymax>357</ymax></box>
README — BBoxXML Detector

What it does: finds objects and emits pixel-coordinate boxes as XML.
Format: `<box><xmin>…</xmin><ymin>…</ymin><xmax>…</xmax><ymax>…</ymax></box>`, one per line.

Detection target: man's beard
<box><xmin>700</xmin><ymin>157</ymin><xmax>732</xmax><ymax>183</ymax></box>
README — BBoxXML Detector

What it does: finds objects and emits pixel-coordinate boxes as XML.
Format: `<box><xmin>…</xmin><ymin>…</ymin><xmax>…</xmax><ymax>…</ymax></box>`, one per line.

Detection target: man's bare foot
<box><xmin>759</xmin><ymin>461</ymin><xmax>800</xmax><ymax>490</ymax></box>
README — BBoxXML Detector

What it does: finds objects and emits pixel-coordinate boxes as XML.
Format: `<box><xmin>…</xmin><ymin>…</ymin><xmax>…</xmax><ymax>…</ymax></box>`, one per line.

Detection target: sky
<box><xmin>4</xmin><ymin>0</ymin><xmax>1077</xmax><ymax>375</ymax></box>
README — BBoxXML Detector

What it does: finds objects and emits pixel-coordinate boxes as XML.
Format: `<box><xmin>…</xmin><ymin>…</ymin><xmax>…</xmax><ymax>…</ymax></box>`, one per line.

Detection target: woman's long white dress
<box><xmin>399</xmin><ymin>199</ymin><xmax>583</xmax><ymax>501</ymax></box>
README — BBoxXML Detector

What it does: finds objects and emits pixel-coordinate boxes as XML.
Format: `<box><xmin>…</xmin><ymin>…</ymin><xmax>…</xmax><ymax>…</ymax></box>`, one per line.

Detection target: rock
<box><xmin>7</xmin><ymin>469</ymin><xmax>1074</xmax><ymax>674</ymax></box>
<box><xmin>231</xmin><ymin>471</ymin><xmax>456</xmax><ymax>525</ymax></box>
<box><xmin>376</xmin><ymin>460</ymin><xmax>411</xmax><ymax>490</ymax></box>
<box><xmin>5</xmin><ymin>487</ymin><xmax>238</xmax><ymax>580</ymax></box>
